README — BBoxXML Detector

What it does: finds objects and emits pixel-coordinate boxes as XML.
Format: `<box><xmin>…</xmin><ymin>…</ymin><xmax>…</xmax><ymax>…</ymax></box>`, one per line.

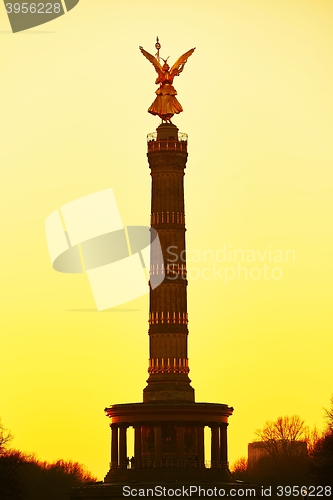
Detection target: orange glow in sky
<box><xmin>1</xmin><ymin>0</ymin><xmax>333</xmax><ymax>479</ymax></box>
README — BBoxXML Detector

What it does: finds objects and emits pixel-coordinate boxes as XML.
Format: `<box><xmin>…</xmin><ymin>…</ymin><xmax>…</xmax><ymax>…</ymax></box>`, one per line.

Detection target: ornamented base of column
<box><xmin>68</xmin><ymin>402</ymin><xmax>240</xmax><ymax>499</ymax></box>
<box><xmin>143</xmin><ymin>373</ymin><xmax>195</xmax><ymax>403</ymax></box>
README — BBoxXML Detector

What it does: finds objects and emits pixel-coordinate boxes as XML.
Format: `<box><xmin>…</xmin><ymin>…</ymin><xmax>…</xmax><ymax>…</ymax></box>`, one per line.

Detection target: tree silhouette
<box><xmin>22</xmin><ymin>458</ymin><xmax>97</xmax><ymax>500</ymax></box>
<box><xmin>0</xmin><ymin>417</ymin><xmax>97</xmax><ymax>500</ymax></box>
<box><xmin>255</xmin><ymin>415</ymin><xmax>305</xmax><ymax>448</ymax></box>
<box><xmin>0</xmin><ymin>450</ymin><xmax>27</xmax><ymax>500</ymax></box>
<box><xmin>231</xmin><ymin>457</ymin><xmax>249</xmax><ymax>481</ymax></box>
<box><xmin>0</xmin><ymin>419</ymin><xmax>13</xmax><ymax>454</ymax></box>
<box><xmin>309</xmin><ymin>396</ymin><xmax>333</xmax><ymax>486</ymax></box>
<box><xmin>324</xmin><ymin>394</ymin><xmax>333</xmax><ymax>432</ymax></box>
<box><xmin>310</xmin><ymin>431</ymin><xmax>333</xmax><ymax>486</ymax></box>
<box><xmin>248</xmin><ymin>415</ymin><xmax>309</xmax><ymax>486</ymax></box>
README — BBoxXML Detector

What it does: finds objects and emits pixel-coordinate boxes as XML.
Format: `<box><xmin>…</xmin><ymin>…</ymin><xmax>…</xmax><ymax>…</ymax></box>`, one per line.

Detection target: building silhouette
<box><xmin>71</xmin><ymin>123</ymin><xmax>244</xmax><ymax>498</ymax></box>
<box><xmin>248</xmin><ymin>440</ymin><xmax>308</xmax><ymax>466</ymax></box>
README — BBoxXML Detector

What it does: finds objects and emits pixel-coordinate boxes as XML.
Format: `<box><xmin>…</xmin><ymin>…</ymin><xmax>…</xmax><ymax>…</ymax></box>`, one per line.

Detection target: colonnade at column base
<box><xmin>101</xmin><ymin>400</ymin><xmax>233</xmax><ymax>490</ymax></box>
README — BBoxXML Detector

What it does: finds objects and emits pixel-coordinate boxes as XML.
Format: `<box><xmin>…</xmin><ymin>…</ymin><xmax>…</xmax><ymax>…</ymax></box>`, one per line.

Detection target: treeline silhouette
<box><xmin>231</xmin><ymin>397</ymin><xmax>333</xmax><ymax>489</ymax></box>
<box><xmin>0</xmin><ymin>420</ymin><xmax>96</xmax><ymax>500</ymax></box>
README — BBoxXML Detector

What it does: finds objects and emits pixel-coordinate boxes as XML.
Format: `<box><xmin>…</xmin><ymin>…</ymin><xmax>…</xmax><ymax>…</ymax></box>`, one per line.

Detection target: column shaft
<box><xmin>111</xmin><ymin>424</ymin><xmax>118</xmax><ymax>469</ymax></box>
<box><xmin>211</xmin><ymin>425</ymin><xmax>220</xmax><ymax>468</ymax></box>
<box><xmin>197</xmin><ymin>425</ymin><xmax>205</xmax><ymax>467</ymax></box>
<box><xmin>154</xmin><ymin>425</ymin><xmax>162</xmax><ymax>467</ymax></box>
<box><xmin>177</xmin><ymin>425</ymin><xmax>185</xmax><ymax>466</ymax></box>
<box><xmin>134</xmin><ymin>425</ymin><xmax>142</xmax><ymax>467</ymax></box>
<box><xmin>220</xmin><ymin>424</ymin><xmax>228</xmax><ymax>468</ymax></box>
<box><xmin>119</xmin><ymin>425</ymin><xmax>127</xmax><ymax>468</ymax></box>
<box><xmin>143</xmin><ymin>125</ymin><xmax>194</xmax><ymax>404</ymax></box>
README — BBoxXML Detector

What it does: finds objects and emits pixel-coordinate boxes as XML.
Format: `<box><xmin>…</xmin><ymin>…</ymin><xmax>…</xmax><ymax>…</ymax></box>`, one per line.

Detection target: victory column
<box><xmin>71</xmin><ymin>39</ymin><xmax>250</xmax><ymax>499</ymax></box>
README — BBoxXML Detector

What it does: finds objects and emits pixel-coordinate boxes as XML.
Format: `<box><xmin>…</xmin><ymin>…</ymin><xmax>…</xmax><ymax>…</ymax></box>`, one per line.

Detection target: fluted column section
<box><xmin>154</xmin><ymin>425</ymin><xmax>162</xmax><ymax>467</ymax></box>
<box><xmin>143</xmin><ymin>123</ymin><xmax>194</xmax><ymax>403</ymax></box>
<box><xmin>220</xmin><ymin>423</ymin><xmax>228</xmax><ymax>468</ymax></box>
<box><xmin>119</xmin><ymin>425</ymin><xmax>127</xmax><ymax>468</ymax></box>
<box><xmin>211</xmin><ymin>424</ymin><xmax>220</xmax><ymax>468</ymax></box>
<box><xmin>111</xmin><ymin>424</ymin><xmax>118</xmax><ymax>469</ymax></box>
<box><xmin>134</xmin><ymin>425</ymin><xmax>142</xmax><ymax>467</ymax></box>
<box><xmin>197</xmin><ymin>425</ymin><xmax>205</xmax><ymax>467</ymax></box>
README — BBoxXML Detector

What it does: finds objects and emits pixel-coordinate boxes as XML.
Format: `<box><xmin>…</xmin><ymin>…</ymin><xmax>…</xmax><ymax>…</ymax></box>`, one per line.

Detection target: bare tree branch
<box><xmin>324</xmin><ymin>395</ymin><xmax>333</xmax><ymax>432</ymax></box>
<box><xmin>0</xmin><ymin>419</ymin><xmax>13</xmax><ymax>455</ymax></box>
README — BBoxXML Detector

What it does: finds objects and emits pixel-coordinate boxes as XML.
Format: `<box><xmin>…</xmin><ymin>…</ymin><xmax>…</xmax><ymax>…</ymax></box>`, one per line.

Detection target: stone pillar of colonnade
<box><xmin>111</xmin><ymin>424</ymin><xmax>118</xmax><ymax>469</ymax></box>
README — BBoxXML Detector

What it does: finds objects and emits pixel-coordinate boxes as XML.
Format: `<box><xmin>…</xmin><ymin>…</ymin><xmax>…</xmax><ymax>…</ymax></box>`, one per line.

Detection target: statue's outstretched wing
<box><xmin>139</xmin><ymin>46</ymin><xmax>164</xmax><ymax>79</ymax></box>
<box><xmin>170</xmin><ymin>48</ymin><xmax>195</xmax><ymax>78</ymax></box>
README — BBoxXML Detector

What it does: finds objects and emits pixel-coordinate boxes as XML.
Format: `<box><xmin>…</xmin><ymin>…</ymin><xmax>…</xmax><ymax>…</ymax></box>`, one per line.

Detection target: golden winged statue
<box><xmin>139</xmin><ymin>39</ymin><xmax>195</xmax><ymax>122</ymax></box>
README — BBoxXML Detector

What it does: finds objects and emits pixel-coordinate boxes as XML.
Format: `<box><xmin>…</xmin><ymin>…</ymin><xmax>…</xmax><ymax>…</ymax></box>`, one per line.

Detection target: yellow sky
<box><xmin>1</xmin><ymin>0</ymin><xmax>333</xmax><ymax>479</ymax></box>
